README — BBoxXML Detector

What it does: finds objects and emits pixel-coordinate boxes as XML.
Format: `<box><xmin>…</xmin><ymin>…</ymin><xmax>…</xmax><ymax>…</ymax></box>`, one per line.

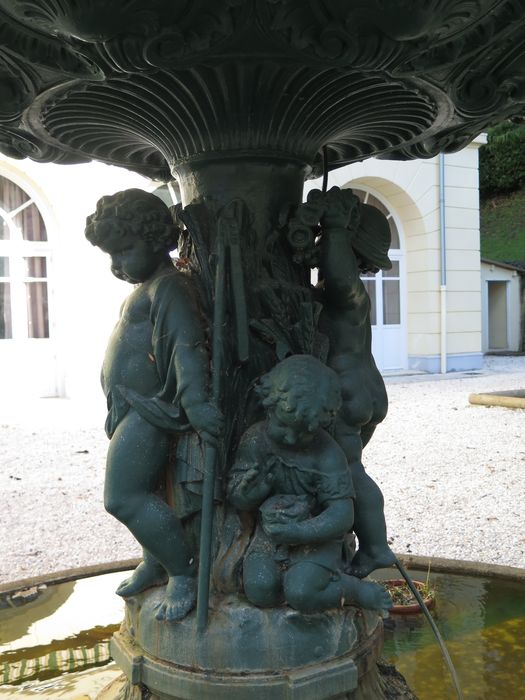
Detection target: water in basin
<box><xmin>375</xmin><ymin>568</ymin><xmax>525</xmax><ymax>699</ymax></box>
<box><xmin>1</xmin><ymin>568</ymin><xmax>524</xmax><ymax>698</ymax></box>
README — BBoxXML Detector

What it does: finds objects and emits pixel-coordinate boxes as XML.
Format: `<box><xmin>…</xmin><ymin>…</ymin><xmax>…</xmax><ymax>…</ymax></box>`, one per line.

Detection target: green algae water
<box><xmin>0</xmin><ymin>568</ymin><xmax>524</xmax><ymax>698</ymax></box>
<box><xmin>376</xmin><ymin>569</ymin><xmax>525</xmax><ymax>699</ymax></box>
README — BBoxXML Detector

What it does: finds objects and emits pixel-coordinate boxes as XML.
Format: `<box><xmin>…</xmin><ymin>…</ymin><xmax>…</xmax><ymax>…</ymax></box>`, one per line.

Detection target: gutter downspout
<box><xmin>439</xmin><ymin>153</ymin><xmax>447</xmax><ymax>374</ymax></box>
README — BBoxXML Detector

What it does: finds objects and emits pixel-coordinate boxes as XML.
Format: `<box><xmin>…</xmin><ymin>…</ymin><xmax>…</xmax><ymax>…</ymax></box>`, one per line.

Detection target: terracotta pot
<box><xmin>384</xmin><ymin>579</ymin><xmax>435</xmax><ymax>615</ymax></box>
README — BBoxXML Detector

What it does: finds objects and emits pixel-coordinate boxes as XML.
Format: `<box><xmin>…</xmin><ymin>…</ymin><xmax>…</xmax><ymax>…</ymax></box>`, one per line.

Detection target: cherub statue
<box><xmin>298</xmin><ymin>186</ymin><xmax>396</xmax><ymax>578</ymax></box>
<box><xmin>85</xmin><ymin>189</ymin><xmax>223</xmax><ymax>622</ymax></box>
<box><xmin>227</xmin><ymin>354</ymin><xmax>392</xmax><ymax>614</ymax></box>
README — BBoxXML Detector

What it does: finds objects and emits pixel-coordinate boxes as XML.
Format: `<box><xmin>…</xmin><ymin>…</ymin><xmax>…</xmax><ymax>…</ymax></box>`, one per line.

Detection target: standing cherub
<box><xmin>312</xmin><ymin>186</ymin><xmax>396</xmax><ymax>577</ymax></box>
<box><xmin>86</xmin><ymin>189</ymin><xmax>222</xmax><ymax>621</ymax></box>
<box><xmin>227</xmin><ymin>355</ymin><xmax>392</xmax><ymax>614</ymax></box>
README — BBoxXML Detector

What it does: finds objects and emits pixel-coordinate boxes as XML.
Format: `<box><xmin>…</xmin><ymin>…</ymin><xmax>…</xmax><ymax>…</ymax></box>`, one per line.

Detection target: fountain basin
<box><xmin>1</xmin><ymin>556</ymin><xmax>524</xmax><ymax>699</ymax></box>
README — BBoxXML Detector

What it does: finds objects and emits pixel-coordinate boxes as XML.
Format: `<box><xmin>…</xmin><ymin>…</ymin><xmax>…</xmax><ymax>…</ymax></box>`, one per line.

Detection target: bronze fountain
<box><xmin>1</xmin><ymin>2</ymin><xmax>524</xmax><ymax>698</ymax></box>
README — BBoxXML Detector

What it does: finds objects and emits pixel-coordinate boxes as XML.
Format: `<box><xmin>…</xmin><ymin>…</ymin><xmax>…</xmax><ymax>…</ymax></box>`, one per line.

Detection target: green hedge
<box><xmin>480</xmin><ymin>188</ymin><xmax>525</xmax><ymax>263</ymax></box>
<box><xmin>479</xmin><ymin>121</ymin><xmax>525</xmax><ymax>198</ymax></box>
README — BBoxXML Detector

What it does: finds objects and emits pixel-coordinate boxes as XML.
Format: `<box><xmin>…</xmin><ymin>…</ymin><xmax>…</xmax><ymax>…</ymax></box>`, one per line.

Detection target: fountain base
<box><xmin>100</xmin><ymin>590</ymin><xmax>394</xmax><ymax>699</ymax></box>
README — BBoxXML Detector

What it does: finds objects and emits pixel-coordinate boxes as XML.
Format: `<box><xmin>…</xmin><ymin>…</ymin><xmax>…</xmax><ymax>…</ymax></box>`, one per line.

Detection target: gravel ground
<box><xmin>1</xmin><ymin>355</ymin><xmax>524</xmax><ymax>586</ymax></box>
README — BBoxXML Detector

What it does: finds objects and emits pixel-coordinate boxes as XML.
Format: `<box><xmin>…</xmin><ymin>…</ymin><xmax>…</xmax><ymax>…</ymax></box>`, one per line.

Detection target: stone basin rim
<box><xmin>2</xmin><ymin>554</ymin><xmax>524</xmax><ymax>597</ymax></box>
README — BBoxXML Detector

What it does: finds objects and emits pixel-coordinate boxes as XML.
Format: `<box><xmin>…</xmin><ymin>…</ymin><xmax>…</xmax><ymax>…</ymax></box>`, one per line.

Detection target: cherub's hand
<box><xmin>263</xmin><ymin>521</ymin><xmax>303</xmax><ymax>545</ymax></box>
<box><xmin>236</xmin><ymin>466</ymin><xmax>274</xmax><ymax>502</ymax></box>
<box><xmin>320</xmin><ymin>187</ymin><xmax>360</xmax><ymax>230</ymax></box>
<box><xmin>185</xmin><ymin>402</ymin><xmax>224</xmax><ymax>444</ymax></box>
<box><xmin>294</xmin><ymin>190</ymin><xmax>325</xmax><ymax>228</ymax></box>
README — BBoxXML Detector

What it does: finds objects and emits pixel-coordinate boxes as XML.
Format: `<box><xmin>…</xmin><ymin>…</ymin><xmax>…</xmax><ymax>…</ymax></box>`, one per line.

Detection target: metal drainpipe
<box><xmin>439</xmin><ymin>153</ymin><xmax>447</xmax><ymax>374</ymax></box>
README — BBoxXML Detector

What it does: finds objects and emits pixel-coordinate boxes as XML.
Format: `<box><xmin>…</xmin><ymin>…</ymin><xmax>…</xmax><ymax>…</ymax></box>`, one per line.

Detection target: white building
<box><xmin>1</xmin><ymin>136</ymin><xmax>486</xmax><ymax>399</ymax></box>
<box><xmin>0</xmin><ymin>158</ymin><xmax>152</xmax><ymax>400</ymax></box>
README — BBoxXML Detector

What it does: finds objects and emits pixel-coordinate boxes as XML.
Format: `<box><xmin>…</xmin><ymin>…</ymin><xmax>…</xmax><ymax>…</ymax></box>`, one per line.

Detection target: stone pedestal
<box><xmin>104</xmin><ymin>588</ymin><xmax>386</xmax><ymax>700</ymax></box>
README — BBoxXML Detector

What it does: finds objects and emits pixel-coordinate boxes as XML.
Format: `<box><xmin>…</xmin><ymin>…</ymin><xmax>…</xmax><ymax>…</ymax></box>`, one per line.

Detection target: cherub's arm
<box><xmin>151</xmin><ymin>273</ymin><xmax>222</xmax><ymax>440</ymax></box>
<box><xmin>320</xmin><ymin>230</ymin><xmax>363</xmax><ymax>312</ymax></box>
<box><xmin>228</xmin><ymin>465</ymin><xmax>274</xmax><ymax>511</ymax></box>
<box><xmin>264</xmin><ymin>498</ymin><xmax>354</xmax><ymax>545</ymax></box>
<box><xmin>227</xmin><ymin>432</ymin><xmax>274</xmax><ymax>510</ymax></box>
<box><xmin>317</xmin><ymin>188</ymin><xmax>369</xmax><ymax>314</ymax></box>
<box><xmin>263</xmin><ymin>437</ymin><xmax>355</xmax><ymax>545</ymax></box>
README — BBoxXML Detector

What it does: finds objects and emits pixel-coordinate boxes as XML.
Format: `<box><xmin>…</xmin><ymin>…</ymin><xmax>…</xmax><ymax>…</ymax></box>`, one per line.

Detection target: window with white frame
<box><xmin>0</xmin><ymin>176</ymin><xmax>50</xmax><ymax>340</ymax></box>
<box><xmin>352</xmin><ymin>188</ymin><xmax>401</xmax><ymax>329</ymax></box>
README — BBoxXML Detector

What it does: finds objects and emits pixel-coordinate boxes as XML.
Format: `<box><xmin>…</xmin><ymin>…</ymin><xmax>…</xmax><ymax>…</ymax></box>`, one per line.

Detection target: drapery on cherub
<box><xmin>86</xmin><ymin>189</ymin><xmax>223</xmax><ymax>622</ymax></box>
<box><xmin>291</xmin><ymin>186</ymin><xmax>396</xmax><ymax>578</ymax></box>
<box><xmin>227</xmin><ymin>355</ymin><xmax>392</xmax><ymax>614</ymax></box>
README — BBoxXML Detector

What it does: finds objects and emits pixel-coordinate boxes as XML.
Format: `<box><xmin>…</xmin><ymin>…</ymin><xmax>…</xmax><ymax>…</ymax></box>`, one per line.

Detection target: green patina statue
<box><xmin>314</xmin><ymin>187</ymin><xmax>396</xmax><ymax>577</ymax></box>
<box><xmin>85</xmin><ymin>189</ymin><xmax>223</xmax><ymax>622</ymax></box>
<box><xmin>83</xmin><ymin>183</ymin><xmax>429</xmax><ymax>697</ymax></box>
<box><xmin>86</xmin><ymin>185</ymin><xmax>394</xmax><ymax>623</ymax></box>
<box><xmin>3</xmin><ymin>3</ymin><xmax>516</xmax><ymax>694</ymax></box>
<box><xmin>228</xmin><ymin>354</ymin><xmax>392</xmax><ymax>614</ymax></box>
<box><xmin>286</xmin><ymin>186</ymin><xmax>395</xmax><ymax>577</ymax></box>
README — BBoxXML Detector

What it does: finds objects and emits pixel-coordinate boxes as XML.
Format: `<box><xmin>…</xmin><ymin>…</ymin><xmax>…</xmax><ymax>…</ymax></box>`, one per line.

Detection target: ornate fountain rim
<box><xmin>0</xmin><ymin>0</ymin><xmax>524</xmax><ymax>179</ymax></box>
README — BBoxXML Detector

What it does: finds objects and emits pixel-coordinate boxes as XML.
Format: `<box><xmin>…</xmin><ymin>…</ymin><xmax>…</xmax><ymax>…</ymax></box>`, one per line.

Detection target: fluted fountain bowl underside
<box><xmin>1</xmin><ymin>0</ymin><xmax>525</xmax><ymax>178</ymax></box>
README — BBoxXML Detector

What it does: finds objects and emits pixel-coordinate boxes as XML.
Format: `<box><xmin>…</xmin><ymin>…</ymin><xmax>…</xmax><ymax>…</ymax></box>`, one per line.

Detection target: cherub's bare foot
<box><xmin>154</xmin><ymin>575</ymin><xmax>197</xmax><ymax>622</ymax></box>
<box><xmin>348</xmin><ymin>578</ymin><xmax>392</xmax><ymax>612</ymax></box>
<box><xmin>348</xmin><ymin>546</ymin><xmax>396</xmax><ymax>579</ymax></box>
<box><xmin>116</xmin><ymin>561</ymin><xmax>168</xmax><ymax>597</ymax></box>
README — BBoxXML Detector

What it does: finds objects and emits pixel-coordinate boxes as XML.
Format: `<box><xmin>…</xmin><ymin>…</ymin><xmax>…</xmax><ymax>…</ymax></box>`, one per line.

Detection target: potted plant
<box><xmin>383</xmin><ymin>566</ymin><xmax>435</xmax><ymax>615</ymax></box>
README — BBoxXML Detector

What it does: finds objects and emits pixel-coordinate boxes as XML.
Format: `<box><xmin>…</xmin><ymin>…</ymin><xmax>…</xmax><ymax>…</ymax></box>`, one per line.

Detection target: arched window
<box><xmin>348</xmin><ymin>186</ymin><xmax>406</xmax><ymax>370</ymax></box>
<box><xmin>352</xmin><ymin>188</ymin><xmax>402</xmax><ymax>328</ymax></box>
<box><xmin>0</xmin><ymin>176</ymin><xmax>50</xmax><ymax>339</ymax></box>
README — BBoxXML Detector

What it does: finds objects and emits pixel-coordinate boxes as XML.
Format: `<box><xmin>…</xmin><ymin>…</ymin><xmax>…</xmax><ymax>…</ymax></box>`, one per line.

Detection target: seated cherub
<box><xmin>227</xmin><ymin>354</ymin><xmax>391</xmax><ymax>614</ymax></box>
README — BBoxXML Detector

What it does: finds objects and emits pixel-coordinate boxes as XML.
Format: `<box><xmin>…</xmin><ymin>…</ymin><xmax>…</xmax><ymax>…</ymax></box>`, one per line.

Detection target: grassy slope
<box><xmin>480</xmin><ymin>187</ymin><xmax>525</xmax><ymax>263</ymax></box>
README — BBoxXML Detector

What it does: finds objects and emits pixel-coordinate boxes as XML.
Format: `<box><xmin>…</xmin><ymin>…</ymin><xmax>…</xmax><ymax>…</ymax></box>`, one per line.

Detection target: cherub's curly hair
<box><xmin>258</xmin><ymin>355</ymin><xmax>341</xmax><ymax>430</ymax></box>
<box><xmin>85</xmin><ymin>188</ymin><xmax>180</xmax><ymax>252</ymax></box>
